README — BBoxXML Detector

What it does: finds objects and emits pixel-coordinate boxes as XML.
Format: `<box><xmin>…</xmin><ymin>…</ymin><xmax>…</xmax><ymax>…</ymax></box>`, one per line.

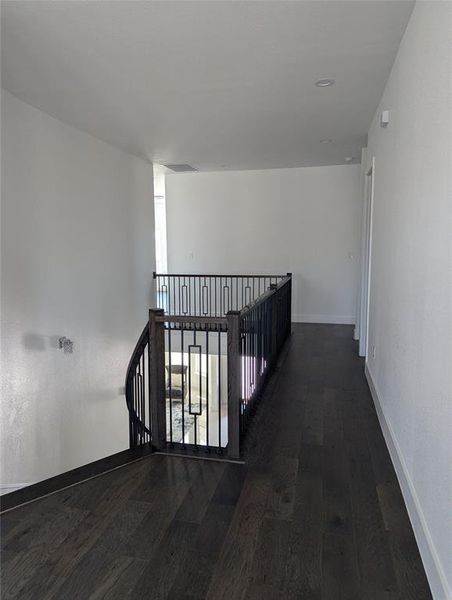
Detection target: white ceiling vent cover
<box><xmin>164</xmin><ymin>164</ymin><xmax>198</xmax><ymax>172</ymax></box>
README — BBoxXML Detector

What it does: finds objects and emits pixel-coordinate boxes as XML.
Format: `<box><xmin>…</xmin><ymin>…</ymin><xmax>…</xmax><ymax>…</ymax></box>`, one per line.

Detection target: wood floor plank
<box><xmin>211</xmin><ymin>463</ymin><xmax>246</xmax><ymax>507</ymax></box>
<box><xmin>286</xmin><ymin>469</ymin><xmax>323</xmax><ymax>599</ymax></box>
<box><xmin>301</xmin><ymin>385</ymin><xmax>324</xmax><ymax>445</ymax></box>
<box><xmin>131</xmin><ymin>519</ymin><xmax>199</xmax><ymax>599</ymax></box>
<box><xmin>167</xmin><ymin>503</ymin><xmax>236</xmax><ymax>599</ymax></box>
<box><xmin>205</xmin><ymin>469</ymin><xmax>270</xmax><ymax>600</ymax></box>
<box><xmin>88</xmin><ymin>556</ymin><xmax>149</xmax><ymax>600</ymax></box>
<box><xmin>248</xmin><ymin>517</ymin><xmax>291</xmax><ymax>589</ymax></box>
<box><xmin>299</xmin><ymin>442</ymin><xmax>323</xmax><ymax>475</ymax></box>
<box><xmin>322</xmin><ymin>442</ymin><xmax>353</xmax><ymax>537</ymax></box>
<box><xmin>323</xmin><ymin>387</ymin><xmax>344</xmax><ymax>447</ymax></box>
<box><xmin>321</xmin><ymin>532</ymin><xmax>360</xmax><ymax>600</ymax></box>
<box><xmin>263</xmin><ymin>456</ymin><xmax>299</xmax><ymax>521</ymax></box>
<box><xmin>49</xmin><ymin>545</ymin><xmax>130</xmax><ymax>600</ymax></box>
<box><xmin>245</xmin><ymin>581</ymin><xmax>287</xmax><ymax>600</ymax></box>
<box><xmin>173</xmin><ymin>460</ymin><xmax>225</xmax><ymax>524</ymax></box>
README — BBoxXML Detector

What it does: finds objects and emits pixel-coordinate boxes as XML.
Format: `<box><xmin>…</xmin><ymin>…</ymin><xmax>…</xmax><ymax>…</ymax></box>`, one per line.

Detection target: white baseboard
<box><xmin>0</xmin><ymin>483</ymin><xmax>33</xmax><ymax>496</ymax></box>
<box><xmin>292</xmin><ymin>313</ymin><xmax>355</xmax><ymax>325</ymax></box>
<box><xmin>365</xmin><ymin>364</ymin><xmax>451</xmax><ymax>600</ymax></box>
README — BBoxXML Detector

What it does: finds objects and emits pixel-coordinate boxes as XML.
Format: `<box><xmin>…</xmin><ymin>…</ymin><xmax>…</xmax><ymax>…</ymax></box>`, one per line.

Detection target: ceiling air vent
<box><xmin>164</xmin><ymin>164</ymin><xmax>198</xmax><ymax>173</ymax></box>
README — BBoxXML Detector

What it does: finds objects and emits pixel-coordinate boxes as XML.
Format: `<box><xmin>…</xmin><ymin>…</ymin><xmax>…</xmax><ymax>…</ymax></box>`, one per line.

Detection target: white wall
<box><xmin>0</xmin><ymin>90</ymin><xmax>155</xmax><ymax>489</ymax></box>
<box><xmin>364</xmin><ymin>3</ymin><xmax>452</xmax><ymax>598</ymax></box>
<box><xmin>166</xmin><ymin>165</ymin><xmax>362</xmax><ymax>324</ymax></box>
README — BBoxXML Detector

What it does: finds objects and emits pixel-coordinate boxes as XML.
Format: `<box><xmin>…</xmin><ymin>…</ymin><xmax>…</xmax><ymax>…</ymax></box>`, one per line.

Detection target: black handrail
<box><xmin>154</xmin><ymin>272</ymin><xmax>285</xmax><ymax>279</ymax></box>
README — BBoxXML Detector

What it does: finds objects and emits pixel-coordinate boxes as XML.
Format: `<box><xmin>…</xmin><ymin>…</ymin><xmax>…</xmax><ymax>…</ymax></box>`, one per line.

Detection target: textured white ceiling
<box><xmin>1</xmin><ymin>1</ymin><xmax>414</xmax><ymax>170</ymax></box>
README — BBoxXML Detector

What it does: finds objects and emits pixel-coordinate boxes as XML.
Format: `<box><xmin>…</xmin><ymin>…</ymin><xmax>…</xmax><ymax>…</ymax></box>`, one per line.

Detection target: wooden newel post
<box><xmin>149</xmin><ymin>308</ymin><xmax>166</xmax><ymax>451</ymax></box>
<box><xmin>269</xmin><ymin>283</ymin><xmax>278</xmax><ymax>359</ymax></box>
<box><xmin>287</xmin><ymin>273</ymin><xmax>292</xmax><ymax>338</ymax></box>
<box><xmin>227</xmin><ymin>310</ymin><xmax>241</xmax><ymax>460</ymax></box>
<box><xmin>127</xmin><ymin>377</ymin><xmax>136</xmax><ymax>449</ymax></box>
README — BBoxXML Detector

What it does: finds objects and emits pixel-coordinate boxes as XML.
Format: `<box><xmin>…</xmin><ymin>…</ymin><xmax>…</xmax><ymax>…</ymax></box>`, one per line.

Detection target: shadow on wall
<box><xmin>22</xmin><ymin>333</ymin><xmax>64</xmax><ymax>352</ymax></box>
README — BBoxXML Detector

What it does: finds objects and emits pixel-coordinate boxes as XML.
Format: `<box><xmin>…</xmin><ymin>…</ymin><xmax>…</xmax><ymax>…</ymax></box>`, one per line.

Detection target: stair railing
<box><xmin>125</xmin><ymin>273</ymin><xmax>292</xmax><ymax>457</ymax></box>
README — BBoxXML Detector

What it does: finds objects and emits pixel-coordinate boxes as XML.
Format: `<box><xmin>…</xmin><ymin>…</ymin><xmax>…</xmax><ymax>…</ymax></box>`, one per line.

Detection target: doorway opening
<box><xmin>359</xmin><ymin>158</ymin><xmax>375</xmax><ymax>357</ymax></box>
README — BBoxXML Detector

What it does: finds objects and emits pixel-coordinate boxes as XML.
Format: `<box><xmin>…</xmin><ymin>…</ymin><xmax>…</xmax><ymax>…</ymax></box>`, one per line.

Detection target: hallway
<box><xmin>0</xmin><ymin>325</ymin><xmax>432</xmax><ymax>599</ymax></box>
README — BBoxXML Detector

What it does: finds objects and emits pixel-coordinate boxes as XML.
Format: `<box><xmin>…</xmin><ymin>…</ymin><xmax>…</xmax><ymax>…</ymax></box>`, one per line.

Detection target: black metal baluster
<box><xmin>211</xmin><ymin>276</ymin><xmax>213</xmax><ymax>316</ymax></box>
<box><xmin>241</xmin><ymin>277</ymin><xmax>243</xmax><ymax>309</ymax></box>
<box><xmin>245</xmin><ymin>314</ymin><xmax>248</xmax><ymax>413</ymax></box>
<box><xmin>146</xmin><ymin>330</ymin><xmax>151</xmax><ymax>443</ymax></box>
<box><xmin>193</xmin><ymin>276</ymin><xmax>196</xmax><ymax>317</ymax></box>
<box><xmin>178</xmin><ymin>276</ymin><xmax>181</xmax><ymax>315</ymax></box>
<box><xmin>181</xmin><ymin>327</ymin><xmax>185</xmax><ymax>446</ymax></box>
<box><xmin>250</xmin><ymin>311</ymin><xmax>254</xmax><ymax>398</ymax></box>
<box><xmin>133</xmin><ymin>372</ymin><xmax>138</xmax><ymax>445</ymax></box>
<box><xmin>134</xmin><ymin>370</ymin><xmax>139</xmax><ymax>445</ymax></box>
<box><xmin>206</xmin><ymin>328</ymin><xmax>209</xmax><ymax>448</ymax></box>
<box><xmin>193</xmin><ymin>328</ymin><xmax>197</xmax><ymax>448</ymax></box>
<box><xmin>173</xmin><ymin>276</ymin><xmax>176</xmax><ymax>317</ymax></box>
<box><xmin>238</xmin><ymin>323</ymin><xmax>242</xmax><ymax>435</ymax></box>
<box><xmin>249</xmin><ymin>313</ymin><xmax>252</xmax><ymax>406</ymax></box>
<box><xmin>141</xmin><ymin>351</ymin><xmax>146</xmax><ymax>443</ymax></box>
<box><xmin>157</xmin><ymin>274</ymin><xmax>160</xmax><ymax>309</ymax></box>
<box><xmin>218</xmin><ymin>328</ymin><xmax>221</xmax><ymax>449</ymax></box>
<box><xmin>128</xmin><ymin>379</ymin><xmax>134</xmax><ymax>448</ymax></box>
<box><xmin>202</xmin><ymin>276</ymin><xmax>207</xmax><ymax>316</ymax></box>
<box><xmin>247</xmin><ymin>313</ymin><xmax>251</xmax><ymax>422</ymax></box>
<box><xmin>168</xmin><ymin>324</ymin><xmax>173</xmax><ymax>445</ymax></box>
<box><xmin>137</xmin><ymin>361</ymin><xmax>144</xmax><ymax>444</ymax></box>
<box><xmin>260</xmin><ymin>302</ymin><xmax>263</xmax><ymax>379</ymax></box>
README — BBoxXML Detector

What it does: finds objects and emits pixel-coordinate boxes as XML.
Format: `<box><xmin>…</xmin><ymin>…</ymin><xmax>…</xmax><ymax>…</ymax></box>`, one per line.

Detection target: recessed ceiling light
<box><xmin>315</xmin><ymin>78</ymin><xmax>335</xmax><ymax>87</ymax></box>
<box><xmin>345</xmin><ymin>156</ymin><xmax>355</xmax><ymax>162</ymax></box>
<box><xmin>320</xmin><ymin>139</ymin><xmax>332</xmax><ymax>144</ymax></box>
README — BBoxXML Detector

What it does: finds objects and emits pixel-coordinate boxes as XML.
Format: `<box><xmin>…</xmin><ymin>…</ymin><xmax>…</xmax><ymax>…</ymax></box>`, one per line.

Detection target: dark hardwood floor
<box><xmin>0</xmin><ymin>324</ymin><xmax>432</xmax><ymax>600</ymax></box>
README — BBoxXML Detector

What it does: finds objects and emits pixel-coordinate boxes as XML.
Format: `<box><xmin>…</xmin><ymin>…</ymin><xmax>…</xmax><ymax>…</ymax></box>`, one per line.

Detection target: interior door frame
<box><xmin>358</xmin><ymin>157</ymin><xmax>375</xmax><ymax>358</ymax></box>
